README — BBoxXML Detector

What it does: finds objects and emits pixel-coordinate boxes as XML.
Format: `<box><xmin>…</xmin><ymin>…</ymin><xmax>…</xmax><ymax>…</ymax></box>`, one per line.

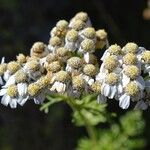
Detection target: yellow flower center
<box><xmin>31</xmin><ymin>42</ymin><xmax>45</xmax><ymax>53</ymax></box>
<box><xmin>96</xmin><ymin>29</ymin><xmax>107</xmax><ymax>40</ymax></box>
<box><xmin>15</xmin><ymin>70</ymin><xmax>27</xmax><ymax>83</ymax></box>
<box><xmin>91</xmin><ymin>81</ymin><xmax>102</xmax><ymax>93</ymax></box>
<box><xmin>104</xmin><ymin>56</ymin><xmax>118</xmax><ymax>71</ymax></box>
<box><xmin>55</xmin><ymin>71</ymin><xmax>70</xmax><ymax>82</ymax></box>
<box><xmin>7</xmin><ymin>61</ymin><xmax>20</xmax><ymax>74</ymax></box>
<box><xmin>0</xmin><ymin>64</ymin><xmax>7</xmax><ymax>76</ymax></box>
<box><xmin>26</xmin><ymin>60</ymin><xmax>40</xmax><ymax>71</ymax></box>
<box><xmin>46</xmin><ymin>54</ymin><xmax>58</xmax><ymax>64</ymax></box>
<box><xmin>72</xmin><ymin>75</ymin><xmax>85</xmax><ymax>89</ymax></box>
<box><xmin>56</xmin><ymin>47</ymin><xmax>69</xmax><ymax>57</ymax></box>
<box><xmin>56</xmin><ymin>20</ymin><xmax>68</xmax><ymax>30</ymax></box>
<box><xmin>47</xmin><ymin>61</ymin><xmax>61</xmax><ymax>73</ymax></box>
<box><xmin>67</xmin><ymin>57</ymin><xmax>83</xmax><ymax>69</ymax></box>
<box><xmin>81</xmin><ymin>39</ymin><xmax>95</xmax><ymax>52</ymax></box>
<box><xmin>105</xmin><ymin>73</ymin><xmax>119</xmax><ymax>85</ymax></box>
<box><xmin>141</xmin><ymin>50</ymin><xmax>150</xmax><ymax>64</ymax></box>
<box><xmin>66</xmin><ymin>29</ymin><xmax>78</xmax><ymax>42</ymax></box>
<box><xmin>7</xmin><ymin>85</ymin><xmax>18</xmax><ymax>97</ymax></box>
<box><xmin>82</xmin><ymin>27</ymin><xmax>96</xmax><ymax>39</ymax></box>
<box><xmin>49</xmin><ymin>36</ymin><xmax>62</xmax><ymax>46</ymax></box>
<box><xmin>123</xmin><ymin>42</ymin><xmax>138</xmax><ymax>54</ymax></box>
<box><xmin>83</xmin><ymin>64</ymin><xmax>97</xmax><ymax>77</ymax></box>
<box><xmin>123</xmin><ymin>53</ymin><xmax>137</xmax><ymax>65</ymax></box>
<box><xmin>16</xmin><ymin>54</ymin><xmax>26</xmax><ymax>64</ymax></box>
<box><xmin>28</xmin><ymin>83</ymin><xmax>40</xmax><ymax>96</ymax></box>
<box><xmin>124</xmin><ymin>65</ymin><xmax>139</xmax><ymax>79</ymax></box>
<box><xmin>108</xmin><ymin>44</ymin><xmax>121</xmax><ymax>55</ymax></box>
<box><xmin>71</xmin><ymin>19</ymin><xmax>86</xmax><ymax>31</ymax></box>
<box><xmin>37</xmin><ymin>75</ymin><xmax>51</xmax><ymax>88</ymax></box>
<box><xmin>74</xmin><ymin>12</ymin><xmax>88</xmax><ymax>22</ymax></box>
<box><xmin>125</xmin><ymin>82</ymin><xmax>139</xmax><ymax>96</ymax></box>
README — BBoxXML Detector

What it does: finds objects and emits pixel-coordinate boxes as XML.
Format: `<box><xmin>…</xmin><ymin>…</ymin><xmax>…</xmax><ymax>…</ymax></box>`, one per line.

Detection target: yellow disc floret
<box><xmin>123</xmin><ymin>53</ymin><xmax>137</xmax><ymax>65</ymax></box>
<box><xmin>25</xmin><ymin>60</ymin><xmax>40</xmax><ymax>72</ymax></box>
<box><xmin>7</xmin><ymin>85</ymin><xmax>18</xmax><ymax>97</ymax></box>
<box><xmin>123</xmin><ymin>42</ymin><xmax>138</xmax><ymax>54</ymax></box>
<box><xmin>105</xmin><ymin>73</ymin><xmax>119</xmax><ymax>85</ymax></box>
<box><xmin>80</xmin><ymin>39</ymin><xmax>95</xmax><ymax>52</ymax></box>
<box><xmin>67</xmin><ymin>57</ymin><xmax>83</xmax><ymax>69</ymax></box>
<box><xmin>0</xmin><ymin>64</ymin><xmax>7</xmax><ymax>76</ymax></box>
<box><xmin>46</xmin><ymin>53</ymin><xmax>58</xmax><ymax>64</ymax></box>
<box><xmin>125</xmin><ymin>82</ymin><xmax>139</xmax><ymax>96</ymax></box>
<box><xmin>28</xmin><ymin>83</ymin><xmax>41</xmax><ymax>96</ymax></box>
<box><xmin>74</xmin><ymin>12</ymin><xmax>88</xmax><ymax>22</ymax></box>
<box><xmin>31</xmin><ymin>42</ymin><xmax>45</xmax><ymax>53</ymax></box>
<box><xmin>16</xmin><ymin>54</ymin><xmax>26</xmax><ymax>64</ymax></box>
<box><xmin>55</xmin><ymin>71</ymin><xmax>70</xmax><ymax>82</ymax></box>
<box><xmin>124</xmin><ymin>65</ymin><xmax>139</xmax><ymax>79</ymax></box>
<box><xmin>141</xmin><ymin>50</ymin><xmax>150</xmax><ymax>64</ymax></box>
<box><xmin>49</xmin><ymin>36</ymin><xmax>62</xmax><ymax>47</ymax></box>
<box><xmin>15</xmin><ymin>70</ymin><xmax>27</xmax><ymax>83</ymax></box>
<box><xmin>66</xmin><ymin>29</ymin><xmax>78</xmax><ymax>42</ymax></box>
<box><xmin>56</xmin><ymin>20</ymin><xmax>68</xmax><ymax>30</ymax></box>
<box><xmin>108</xmin><ymin>44</ymin><xmax>121</xmax><ymax>55</ymax></box>
<box><xmin>91</xmin><ymin>81</ymin><xmax>102</xmax><ymax>93</ymax></box>
<box><xmin>82</xmin><ymin>27</ymin><xmax>96</xmax><ymax>39</ymax></box>
<box><xmin>37</xmin><ymin>75</ymin><xmax>51</xmax><ymax>88</ymax></box>
<box><xmin>71</xmin><ymin>19</ymin><xmax>86</xmax><ymax>31</ymax></box>
<box><xmin>72</xmin><ymin>75</ymin><xmax>85</xmax><ymax>90</ymax></box>
<box><xmin>56</xmin><ymin>47</ymin><xmax>69</xmax><ymax>57</ymax></box>
<box><xmin>96</xmin><ymin>29</ymin><xmax>107</xmax><ymax>40</ymax></box>
<box><xmin>103</xmin><ymin>56</ymin><xmax>118</xmax><ymax>71</ymax></box>
<box><xmin>7</xmin><ymin>61</ymin><xmax>20</xmax><ymax>74</ymax></box>
<box><xmin>83</xmin><ymin>64</ymin><xmax>97</xmax><ymax>77</ymax></box>
<box><xmin>47</xmin><ymin>61</ymin><xmax>61</xmax><ymax>73</ymax></box>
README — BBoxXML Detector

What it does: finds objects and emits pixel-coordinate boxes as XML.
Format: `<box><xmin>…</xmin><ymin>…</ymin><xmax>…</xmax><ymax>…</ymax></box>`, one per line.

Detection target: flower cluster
<box><xmin>0</xmin><ymin>12</ymin><xmax>149</xmax><ymax>110</ymax></box>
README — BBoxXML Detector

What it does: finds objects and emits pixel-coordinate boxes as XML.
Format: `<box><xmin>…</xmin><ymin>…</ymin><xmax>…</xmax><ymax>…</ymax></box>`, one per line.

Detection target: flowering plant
<box><xmin>0</xmin><ymin>12</ymin><xmax>148</xmax><ymax>149</ymax></box>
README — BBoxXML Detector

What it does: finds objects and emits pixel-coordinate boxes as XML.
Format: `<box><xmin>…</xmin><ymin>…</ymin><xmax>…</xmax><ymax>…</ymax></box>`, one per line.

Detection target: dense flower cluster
<box><xmin>0</xmin><ymin>12</ymin><xmax>149</xmax><ymax>110</ymax></box>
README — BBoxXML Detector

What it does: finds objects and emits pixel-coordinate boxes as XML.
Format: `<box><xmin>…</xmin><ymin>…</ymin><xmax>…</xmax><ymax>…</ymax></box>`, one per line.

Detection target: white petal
<box><xmin>0</xmin><ymin>89</ymin><xmax>7</xmax><ymax>96</ymax></box>
<box><xmin>100</xmin><ymin>50</ymin><xmax>109</xmax><ymax>61</ymax></box>
<box><xmin>1</xmin><ymin>95</ymin><xmax>10</xmax><ymax>106</ymax></box>
<box><xmin>122</xmin><ymin>74</ymin><xmax>130</xmax><ymax>87</ymax></box>
<box><xmin>1</xmin><ymin>57</ymin><xmax>5</xmax><ymax>64</ymax></box>
<box><xmin>3</xmin><ymin>70</ymin><xmax>11</xmax><ymax>81</ymax></box>
<box><xmin>84</xmin><ymin>52</ymin><xmax>90</xmax><ymax>63</ymax></box>
<box><xmin>18</xmin><ymin>96</ymin><xmax>29</xmax><ymax>106</ymax></box>
<box><xmin>10</xmin><ymin>99</ymin><xmax>17</xmax><ymax>108</ymax></box>
<box><xmin>108</xmin><ymin>85</ymin><xmax>116</xmax><ymax>99</ymax></box>
<box><xmin>88</xmin><ymin>79</ymin><xmax>94</xmax><ymax>86</ymax></box>
<box><xmin>136</xmin><ymin>76</ymin><xmax>145</xmax><ymax>90</ymax></box>
<box><xmin>102</xmin><ymin>84</ymin><xmax>110</xmax><ymax>97</ymax></box>
<box><xmin>134</xmin><ymin>100</ymin><xmax>148</xmax><ymax>110</ymax></box>
<box><xmin>34</xmin><ymin>94</ymin><xmax>45</xmax><ymax>104</ymax></box>
<box><xmin>17</xmin><ymin>83</ymin><xmax>27</xmax><ymax>97</ymax></box>
<box><xmin>0</xmin><ymin>77</ymin><xmax>3</xmax><ymax>85</ymax></box>
<box><xmin>56</xmin><ymin>82</ymin><xmax>64</xmax><ymax>93</ymax></box>
<box><xmin>117</xmin><ymin>83</ymin><xmax>123</xmax><ymax>94</ymax></box>
<box><xmin>3</xmin><ymin>75</ymin><xmax>15</xmax><ymax>87</ymax></box>
<box><xmin>119</xmin><ymin>94</ymin><xmax>130</xmax><ymax>109</ymax></box>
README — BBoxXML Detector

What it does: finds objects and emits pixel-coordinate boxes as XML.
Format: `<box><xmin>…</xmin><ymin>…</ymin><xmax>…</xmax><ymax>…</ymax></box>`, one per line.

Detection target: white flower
<box><xmin>50</xmin><ymin>71</ymin><xmax>70</xmax><ymax>94</ymax></box>
<box><xmin>121</xmin><ymin>65</ymin><xmax>145</xmax><ymax>89</ymax></box>
<box><xmin>119</xmin><ymin>82</ymin><xmax>143</xmax><ymax>109</ymax></box>
<box><xmin>101</xmin><ymin>73</ymin><xmax>123</xmax><ymax>99</ymax></box>
<box><xmin>0</xmin><ymin>57</ymin><xmax>6</xmax><ymax>85</ymax></box>
<box><xmin>65</xmin><ymin>29</ymin><xmax>79</xmax><ymax>52</ymax></box>
<box><xmin>0</xmin><ymin>84</ymin><xmax>28</xmax><ymax>108</ymax></box>
<box><xmin>100</xmin><ymin>44</ymin><xmax>122</xmax><ymax>62</ymax></box>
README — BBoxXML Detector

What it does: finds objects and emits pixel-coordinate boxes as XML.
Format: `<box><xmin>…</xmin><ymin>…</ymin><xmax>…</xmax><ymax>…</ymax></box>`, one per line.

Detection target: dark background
<box><xmin>0</xmin><ymin>0</ymin><xmax>150</xmax><ymax>150</ymax></box>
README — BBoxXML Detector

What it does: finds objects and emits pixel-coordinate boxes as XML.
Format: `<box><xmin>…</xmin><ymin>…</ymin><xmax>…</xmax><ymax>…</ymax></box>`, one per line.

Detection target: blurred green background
<box><xmin>0</xmin><ymin>0</ymin><xmax>150</xmax><ymax>149</ymax></box>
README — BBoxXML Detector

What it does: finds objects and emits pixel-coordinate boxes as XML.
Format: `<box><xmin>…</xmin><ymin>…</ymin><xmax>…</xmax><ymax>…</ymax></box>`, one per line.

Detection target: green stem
<box><xmin>63</xmin><ymin>95</ymin><xmax>97</xmax><ymax>143</ymax></box>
